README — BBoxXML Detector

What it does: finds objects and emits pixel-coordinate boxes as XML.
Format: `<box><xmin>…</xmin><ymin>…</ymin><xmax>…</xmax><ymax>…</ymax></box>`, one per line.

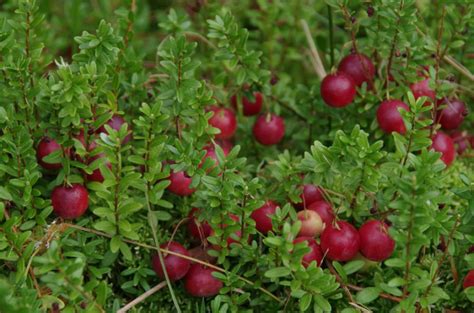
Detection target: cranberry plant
<box><xmin>0</xmin><ymin>0</ymin><xmax>473</xmax><ymax>312</ymax></box>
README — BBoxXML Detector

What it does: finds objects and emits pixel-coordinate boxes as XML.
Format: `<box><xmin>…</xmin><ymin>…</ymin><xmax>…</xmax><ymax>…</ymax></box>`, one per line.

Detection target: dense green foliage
<box><xmin>0</xmin><ymin>0</ymin><xmax>473</xmax><ymax>312</ymax></box>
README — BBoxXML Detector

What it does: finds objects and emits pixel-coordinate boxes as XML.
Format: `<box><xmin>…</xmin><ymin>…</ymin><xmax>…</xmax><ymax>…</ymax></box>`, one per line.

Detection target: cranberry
<box><xmin>320</xmin><ymin>220</ymin><xmax>360</xmax><ymax>262</ymax></box>
<box><xmin>320</xmin><ymin>72</ymin><xmax>356</xmax><ymax>108</ymax></box>
<box><xmin>184</xmin><ymin>264</ymin><xmax>223</xmax><ymax>297</ymax></box>
<box><xmin>297</xmin><ymin>210</ymin><xmax>324</xmax><ymax>237</ymax></box>
<box><xmin>410</xmin><ymin>79</ymin><xmax>436</xmax><ymax>106</ymax></box>
<box><xmin>338</xmin><ymin>53</ymin><xmax>375</xmax><ymax>87</ymax></box>
<box><xmin>152</xmin><ymin>241</ymin><xmax>191</xmax><ymax>281</ymax></box>
<box><xmin>98</xmin><ymin>115</ymin><xmax>132</xmax><ymax>144</ymax></box>
<box><xmin>51</xmin><ymin>184</ymin><xmax>89</xmax><ymax>219</ymax></box>
<box><xmin>358</xmin><ymin>220</ymin><xmax>395</xmax><ymax>262</ymax></box>
<box><xmin>207</xmin><ymin>106</ymin><xmax>237</xmax><ymax>139</ymax></box>
<box><xmin>376</xmin><ymin>100</ymin><xmax>409</xmax><ymax>134</ymax></box>
<box><xmin>187</xmin><ymin>208</ymin><xmax>212</xmax><ymax>241</ymax></box>
<box><xmin>86</xmin><ymin>154</ymin><xmax>112</xmax><ymax>183</ymax></box>
<box><xmin>463</xmin><ymin>270</ymin><xmax>474</xmax><ymax>289</ymax></box>
<box><xmin>36</xmin><ymin>137</ymin><xmax>63</xmax><ymax>170</ymax></box>
<box><xmin>293</xmin><ymin>237</ymin><xmax>323</xmax><ymax>267</ymax></box>
<box><xmin>367</xmin><ymin>6</ymin><xmax>374</xmax><ymax>17</ymax></box>
<box><xmin>252</xmin><ymin>114</ymin><xmax>285</xmax><ymax>145</ymax></box>
<box><xmin>437</xmin><ymin>98</ymin><xmax>468</xmax><ymax>130</ymax></box>
<box><xmin>307</xmin><ymin>201</ymin><xmax>335</xmax><ymax>227</ymax></box>
<box><xmin>250</xmin><ymin>201</ymin><xmax>278</xmax><ymax>234</ymax></box>
<box><xmin>231</xmin><ymin>92</ymin><xmax>263</xmax><ymax>116</ymax></box>
<box><xmin>167</xmin><ymin>170</ymin><xmax>195</xmax><ymax>196</ymax></box>
<box><xmin>295</xmin><ymin>184</ymin><xmax>324</xmax><ymax>210</ymax></box>
<box><xmin>450</xmin><ymin>131</ymin><xmax>470</xmax><ymax>154</ymax></box>
<box><xmin>431</xmin><ymin>132</ymin><xmax>456</xmax><ymax>166</ymax></box>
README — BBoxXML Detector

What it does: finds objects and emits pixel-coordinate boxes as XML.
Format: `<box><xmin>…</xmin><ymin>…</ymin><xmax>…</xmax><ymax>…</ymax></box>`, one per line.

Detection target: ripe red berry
<box><xmin>252</xmin><ymin>114</ymin><xmax>285</xmax><ymax>145</ymax></box>
<box><xmin>307</xmin><ymin>200</ymin><xmax>335</xmax><ymax>227</ymax></box>
<box><xmin>295</xmin><ymin>184</ymin><xmax>324</xmax><ymax>210</ymax></box>
<box><xmin>463</xmin><ymin>270</ymin><xmax>474</xmax><ymax>289</ymax></box>
<box><xmin>184</xmin><ymin>264</ymin><xmax>223</xmax><ymax>297</ymax></box>
<box><xmin>450</xmin><ymin>131</ymin><xmax>470</xmax><ymax>154</ymax></box>
<box><xmin>250</xmin><ymin>201</ymin><xmax>278</xmax><ymax>234</ymax></box>
<box><xmin>320</xmin><ymin>221</ymin><xmax>360</xmax><ymax>261</ymax></box>
<box><xmin>376</xmin><ymin>100</ymin><xmax>409</xmax><ymax>134</ymax></box>
<box><xmin>338</xmin><ymin>53</ymin><xmax>375</xmax><ymax>87</ymax></box>
<box><xmin>437</xmin><ymin>98</ymin><xmax>468</xmax><ymax>130</ymax></box>
<box><xmin>36</xmin><ymin>137</ymin><xmax>63</xmax><ymax>170</ymax></box>
<box><xmin>187</xmin><ymin>208</ymin><xmax>212</xmax><ymax>241</ymax></box>
<box><xmin>320</xmin><ymin>72</ymin><xmax>356</xmax><ymax>108</ymax></box>
<box><xmin>297</xmin><ymin>210</ymin><xmax>324</xmax><ymax>237</ymax></box>
<box><xmin>98</xmin><ymin>115</ymin><xmax>132</xmax><ymax>144</ymax></box>
<box><xmin>51</xmin><ymin>184</ymin><xmax>89</xmax><ymax>219</ymax></box>
<box><xmin>231</xmin><ymin>92</ymin><xmax>263</xmax><ymax>116</ymax></box>
<box><xmin>293</xmin><ymin>237</ymin><xmax>323</xmax><ymax>267</ymax></box>
<box><xmin>86</xmin><ymin>154</ymin><xmax>112</xmax><ymax>183</ymax></box>
<box><xmin>207</xmin><ymin>106</ymin><xmax>237</xmax><ymax>139</ymax></box>
<box><xmin>410</xmin><ymin>79</ymin><xmax>436</xmax><ymax>106</ymax></box>
<box><xmin>358</xmin><ymin>220</ymin><xmax>395</xmax><ymax>262</ymax></box>
<box><xmin>167</xmin><ymin>170</ymin><xmax>195</xmax><ymax>196</ymax></box>
<box><xmin>152</xmin><ymin>241</ymin><xmax>191</xmax><ymax>281</ymax></box>
<box><xmin>431</xmin><ymin>132</ymin><xmax>456</xmax><ymax>166</ymax></box>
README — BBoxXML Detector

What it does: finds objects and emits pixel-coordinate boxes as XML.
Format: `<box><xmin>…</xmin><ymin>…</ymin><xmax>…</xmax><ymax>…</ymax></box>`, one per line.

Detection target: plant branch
<box><xmin>325</xmin><ymin>260</ymin><xmax>356</xmax><ymax>304</ymax></box>
<box><xmin>117</xmin><ymin>281</ymin><xmax>167</xmax><ymax>313</ymax></box>
<box><xmin>300</xmin><ymin>19</ymin><xmax>326</xmax><ymax>79</ymax></box>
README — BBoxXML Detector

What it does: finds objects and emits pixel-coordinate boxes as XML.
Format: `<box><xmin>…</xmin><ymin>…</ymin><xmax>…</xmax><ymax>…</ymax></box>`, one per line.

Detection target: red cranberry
<box><xmin>297</xmin><ymin>210</ymin><xmax>324</xmax><ymax>237</ymax></box>
<box><xmin>437</xmin><ymin>98</ymin><xmax>468</xmax><ymax>130</ymax></box>
<box><xmin>231</xmin><ymin>92</ymin><xmax>263</xmax><ymax>116</ymax></box>
<box><xmin>320</xmin><ymin>72</ymin><xmax>356</xmax><ymax>108</ymax></box>
<box><xmin>152</xmin><ymin>241</ymin><xmax>191</xmax><ymax>281</ymax></box>
<box><xmin>338</xmin><ymin>53</ymin><xmax>375</xmax><ymax>87</ymax></box>
<box><xmin>295</xmin><ymin>184</ymin><xmax>324</xmax><ymax>210</ymax></box>
<box><xmin>51</xmin><ymin>184</ymin><xmax>89</xmax><ymax>219</ymax></box>
<box><xmin>450</xmin><ymin>131</ymin><xmax>470</xmax><ymax>154</ymax></box>
<box><xmin>98</xmin><ymin>115</ymin><xmax>132</xmax><ymax>144</ymax></box>
<box><xmin>252</xmin><ymin>114</ymin><xmax>285</xmax><ymax>145</ymax></box>
<box><xmin>320</xmin><ymin>220</ymin><xmax>360</xmax><ymax>262</ymax></box>
<box><xmin>184</xmin><ymin>264</ymin><xmax>223</xmax><ymax>297</ymax></box>
<box><xmin>367</xmin><ymin>6</ymin><xmax>374</xmax><ymax>17</ymax></box>
<box><xmin>410</xmin><ymin>79</ymin><xmax>436</xmax><ymax>106</ymax></box>
<box><xmin>250</xmin><ymin>201</ymin><xmax>278</xmax><ymax>234</ymax></box>
<box><xmin>358</xmin><ymin>220</ymin><xmax>395</xmax><ymax>262</ymax></box>
<box><xmin>463</xmin><ymin>270</ymin><xmax>474</xmax><ymax>289</ymax></box>
<box><xmin>214</xmin><ymin>139</ymin><xmax>233</xmax><ymax>155</ymax></box>
<box><xmin>86</xmin><ymin>154</ymin><xmax>112</xmax><ymax>183</ymax></box>
<box><xmin>307</xmin><ymin>201</ymin><xmax>335</xmax><ymax>226</ymax></box>
<box><xmin>36</xmin><ymin>137</ymin><xmax>63</xmax><ymax>170</ymax></box>
<box><xmin>187</xmin><ymin>208</ymin><xmax>212</xmax><ymax>241</ymax></box>
<box><xmin>376</xmin><ymin>100</ymin><xmax>410</xmax><ymax>134</ymax></box>
<box><xmin>76</xmin><ymin>129</ymin><xmax>98</xmax><ymax>152</ymax></box>
<box><xmin>167</xmin><ymin>170</ymin><xmax>195</xmax><ymax>196</ymax></box>
<box><xmin>207</xmin><ymin>106</ymin><xmax>237</xmax><ymax>139</ymax></box>
<box><xmin>293</xmin><ymin>237</ymin><xmax>323</xmax><ymax>267</ymax></box>
<box><xmin>431</xmin><ymin>132</ymin><xmax>456</xmax><ymax>166</ymax></box>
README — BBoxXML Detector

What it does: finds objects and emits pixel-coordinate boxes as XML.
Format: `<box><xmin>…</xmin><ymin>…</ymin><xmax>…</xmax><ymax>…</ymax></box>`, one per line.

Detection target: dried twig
<box><xmin>300</xmin><ymin>19</ymin><xmax>326</xmax><ymax>79</ymax></box>
<box><xmin>117</xmin><ymin>281</ymin><xmax>167</xmax><ymax>313</ymax></box>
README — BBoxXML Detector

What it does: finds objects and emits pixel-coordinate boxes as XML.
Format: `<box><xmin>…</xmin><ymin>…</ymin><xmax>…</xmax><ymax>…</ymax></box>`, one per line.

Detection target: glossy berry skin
<box><xmin>98</xmin><ymin>115</ymin><xmax>132</xmax><ymax>144</ymax></box>
<box><xmin>231</xmin><ymin>92</ymin><xmax>263</xmax><ymax>116</ymax></box>
<box><xmin>253</xmin><ymin>114</ymin><xmax>285</xmax><ymax>145</ymax></box>
<box><xmin>187</xmin><ymin>208</ymin><xmax>212</xmax><ymax>241</ymax></box>
<box><xmin>250</xmin><ymin>201</ymin><xmax>278</xmax><ymax>234</ymax></box>
<box><xmin>307</xmin><ymin>200</ymin><xmax>335</xmax><ymax>227</ymax></box>
<box><xmin>437</xmin><ymin>99</ymin><xmax>468</xmax><ymax>130</ymax></box>
<box><xmin>431</xmin><ymin>132</ymin><xmax>456</xmax><ymax>166</ymax></box>
<box><xmin>297</xmin><ymin>210</ymin><xmax>324</xmax><ymax>237</ymax></box>
<box><xmin>37</xmin><ymin>137</ymin><xmax>63</xmax><ymax>170</ymax></box>
<box><xmin>293</xmin><ymin>237</ymin><xmax>323</xmax><ymax>267</ymax></box>
<box><xmin>167</xmin><ymin>171</ymin><xmax>195</xmax><ymax>196</ymax></box>
<box><xmin>463</xmin><ymin>270</ymin><xmax>474</xmax><ymax>289</ymax></box>
<box><xmin>152</xmin><ymin>241</ymin><xmax>191</xmax><ymax>281</ymax></box>
<box><xmin>338</xmin><ymin>53</ymin><xmax>375</xmax><ymax>87</ymax></box>
<box><xmin>295</xmin><ymin>184</ymin><xmax>324</xmax><ymax>210</ymax></box>
<box><xmin>207</xmin><ymin>106</ymin><xmax>237</xmax><ymax>139</ymax></box>
<box><xmin>376</xmin><ymin>100</ymin><xmax>410</xmax><ymax>134</ymax></box>
<box><xmin>51</xmin><ymin>184</ymin><xmax>89</xmax><ymax>219</ymax></box>
<box><xmin>320</xmin><ymin>221</ymin><xmax>360</xmax><ymax>262</ymax></box>
<box><xmin>410</xmin><ymin>79</ymin><xmax>436</xmax><ymax>106</ymax></box>
<box><xmin>320</xmin><ymin>72</ymin><xmax>356</xmax><ymax>108</ymax></box>
<box><xmin>358</xmin><ymin>220</ymin><xmax>395</xmax><ymax>262</ymax></box>
<box><xmin>184</xmin><ymin>264</ymin><xmax>223</xmax><ymax>297</ymax></box>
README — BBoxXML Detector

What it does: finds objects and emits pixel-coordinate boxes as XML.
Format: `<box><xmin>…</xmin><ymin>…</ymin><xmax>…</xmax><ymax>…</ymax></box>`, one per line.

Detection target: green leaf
<box><xmin>0</xmin><ymin>187</ymin><xmax>12</xmax><ymax>201</ymax></box>
<box><xmin>343</xmin><ymin>260</ymin><xmax>365</xmax><ymax>275</ymax></box>
<box><xmin>356</xmin><ymin>287</ymin><xmax>381</xmax><ymax>304</ymax></box>
<box><xmin>264</xmin><ymin>267</ymin><xmax>291</xmax><ymax>278</ymax></box>
<box><xmin>110</xmin><ymin>235</ymin><xmax>121</xmax><ymax>253</ymax></box>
